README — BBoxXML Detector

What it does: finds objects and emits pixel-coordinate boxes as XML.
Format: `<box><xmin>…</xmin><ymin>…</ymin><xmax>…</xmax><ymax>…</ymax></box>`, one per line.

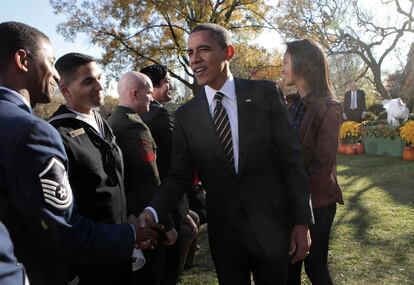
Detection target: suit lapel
<box><xmin>235</xmin><ymin>78</ymin><xmax>257</xmax><ymax>176</ymax></box>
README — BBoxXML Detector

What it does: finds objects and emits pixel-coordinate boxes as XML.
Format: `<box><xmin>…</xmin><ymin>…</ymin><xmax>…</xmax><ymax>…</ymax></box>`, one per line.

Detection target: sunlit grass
<box><xmin>179</xmin><ymin>155</ymin><xmax>414</xmax><ymax>285</ymax></box>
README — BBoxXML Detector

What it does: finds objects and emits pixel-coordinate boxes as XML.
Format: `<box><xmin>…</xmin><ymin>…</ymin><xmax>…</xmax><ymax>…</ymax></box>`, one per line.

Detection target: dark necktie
<box><xmin>213</xmin><ymin>92</ymin><xmax>234</xmax><ymax>168</ymax></box>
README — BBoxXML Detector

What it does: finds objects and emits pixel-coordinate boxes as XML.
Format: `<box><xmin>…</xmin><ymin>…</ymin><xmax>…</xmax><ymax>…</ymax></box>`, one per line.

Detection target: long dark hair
<box><xmin>286</xmin><ymin>39</ymin><xmax>334</xmax><ymax>97</ymax></box>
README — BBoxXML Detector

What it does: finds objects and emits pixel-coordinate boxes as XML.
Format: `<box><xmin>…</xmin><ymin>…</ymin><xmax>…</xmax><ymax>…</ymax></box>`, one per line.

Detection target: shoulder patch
<box><xmin>140</xmin><ymin>139</ymin><xmax>156</xmax><ymax>162</ymax></box>
<box><xmin>39</xmin><ymin>157</ymin><xmax>73</xmax><ymax>210</ymax></box>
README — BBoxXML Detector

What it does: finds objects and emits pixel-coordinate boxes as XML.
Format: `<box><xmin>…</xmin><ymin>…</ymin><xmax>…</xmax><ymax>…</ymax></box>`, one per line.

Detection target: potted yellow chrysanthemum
<box><xmin>400</xmin><ymin>120</ymin><xmax>414</xmax><ymax>160</ymax></box>
<box><xmin>339</xmin><ymin>121</ymin><xmax>363</xmax><ymax>155</ymax></box>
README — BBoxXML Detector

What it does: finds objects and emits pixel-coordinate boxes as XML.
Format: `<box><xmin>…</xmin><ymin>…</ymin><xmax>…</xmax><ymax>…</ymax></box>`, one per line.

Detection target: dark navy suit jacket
<box><xmin>150</xmin><ymin>78</ymin><xmax>314</xmax><ymax>262</ymax></box>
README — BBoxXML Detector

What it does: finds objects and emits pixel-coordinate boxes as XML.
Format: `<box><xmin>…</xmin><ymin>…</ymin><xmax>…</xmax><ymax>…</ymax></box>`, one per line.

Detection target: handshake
<box><xmin>130</xmin><ymin>209</ymin><xmax>178</xmax><ymax>249</ymax></box>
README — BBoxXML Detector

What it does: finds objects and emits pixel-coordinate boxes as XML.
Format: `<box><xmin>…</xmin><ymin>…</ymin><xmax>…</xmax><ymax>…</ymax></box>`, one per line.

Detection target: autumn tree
<box><xmin>401</xmin><ymin>42</ymin><xmax>414</xmax><ymax>112</ymax></box>
<box><xmin>231</xmin><ymin>42</ymin><xmax>283</xmax><ymax>81</ymax></box>
<box><xmin>328</xmin><ymin>54</ymin><xmax>366</xmax><ymax>98</ymax></box>
<box><xmin>98</xmin><ymin>95</ymin><xmax>119</xmax><ymax>119</ymax></box>
<box><xmin>275</xmin><ymin>0</ymin><xmax>414</xmax><ymax>99</ymax></box>
<box><xmin>385</xmin><ymin>69</ymin><xmax>406</xmax><ymax>98</ymax></box>
<box><xmin>50</xmin><ymin>0</ymin><xmax>274</xmax><ymax>94</ymax></box>
<box><xmin>33</xmin><ymin>91</ymin><xmax>65</xmax><ymax>119</ymax></box>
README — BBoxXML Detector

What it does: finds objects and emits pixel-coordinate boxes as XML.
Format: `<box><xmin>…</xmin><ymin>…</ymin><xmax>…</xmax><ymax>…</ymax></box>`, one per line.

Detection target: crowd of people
<box><xmin>0</xmin><ymin>20</ymin><xmax>350</xmax><ymax>285</ymax></box>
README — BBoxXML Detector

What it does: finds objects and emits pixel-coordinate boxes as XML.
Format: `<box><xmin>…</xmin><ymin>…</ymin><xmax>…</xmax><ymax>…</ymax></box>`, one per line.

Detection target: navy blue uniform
<box><xmin>0</xmin><ymin>88</ymin><xmax>135</xmax><ymax>285</ymax></box>
<box><xmin>49</xmin><ymin>105</ymin><xmax>131</xmax><ymax>284</ymax></box>
<box><xmin>0</xmin><ymin>221</ymin><xmax>28</xmax><ymax>285</ymax></box>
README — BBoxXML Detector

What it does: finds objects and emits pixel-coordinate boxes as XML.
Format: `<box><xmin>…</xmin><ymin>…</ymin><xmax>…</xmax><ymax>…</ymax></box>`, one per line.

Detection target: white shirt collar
<box><xmin>0</xmin><ymin>86</ymin><xmax>31</xmax><ymax>108</ymax></box>
<box><xmin>66</xmin><ymin>106</ymin><xmax>104</xmax><ymax>137</ymax></box>
<box><xmin>67</xmin><ymin>107</ymin><xmax>95</xmax><ymax>119</ymax></box>
<box><xmin>205</xmin><ymin>74</ymin><xmax>236</xmax><ymax>106</ymax></box>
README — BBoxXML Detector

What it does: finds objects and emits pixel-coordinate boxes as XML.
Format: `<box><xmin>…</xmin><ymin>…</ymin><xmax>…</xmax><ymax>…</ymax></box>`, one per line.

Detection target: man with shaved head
<box><xmin>108</xmin><ymin>71</ymin><xmax>177</xmax><ymax>285</ymax></box>
<box><xmin>117</xmin><ymin>72</ymin><xmax>153</xmax><ymax>113</ymax></box>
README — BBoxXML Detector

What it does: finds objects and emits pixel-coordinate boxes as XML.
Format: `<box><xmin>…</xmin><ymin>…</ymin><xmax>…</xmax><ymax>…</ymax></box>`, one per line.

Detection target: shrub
<box><xmin>367</xmin><ymin>103</ymin><xmax>385</xmax><ymax>115</ymax></box>
<box><xmin>360</xmin><ymin>121</ymin><xmax>400</xmax><ymax>139</ymax></box>
<box><xmin>378</xmin><ymin>110</ymin><xmax>388</xmax><ymax>120</ymax></box>
<box><xmin>363</xmin><ymin>111</ymin><xmax>377</xmax><ymax>121</ymax></box>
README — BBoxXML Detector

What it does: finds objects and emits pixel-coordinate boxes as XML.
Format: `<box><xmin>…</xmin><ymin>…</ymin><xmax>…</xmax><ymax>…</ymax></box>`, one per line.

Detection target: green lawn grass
<box><xmin>179</xmin><ymin>155</ymin><xmax>414</xmax><ymax>285</ymax></box>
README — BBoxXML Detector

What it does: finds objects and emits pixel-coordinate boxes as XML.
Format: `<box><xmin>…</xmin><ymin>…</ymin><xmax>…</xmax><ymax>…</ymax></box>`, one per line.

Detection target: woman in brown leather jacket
<box><xmin>282</xmin><ymin>39</ymin><xmax>343</xmax><ymax>285</ymax></box>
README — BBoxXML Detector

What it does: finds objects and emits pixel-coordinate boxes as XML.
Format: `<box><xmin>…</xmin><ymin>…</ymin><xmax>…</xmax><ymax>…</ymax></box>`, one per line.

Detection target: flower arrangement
<box><xmin>360</xmin><ymin>121</ymin><xmax>400</xmax><ymax>140</ymax></box>
<box><xmin>340</xmin><ymin>121</ymin><xmax>361</xmax><ymax>144</ymax></box>
<box><xmin>399</xmin><ymin>120</ymin><xmax>414</xmax><ymax>147</ymax></box>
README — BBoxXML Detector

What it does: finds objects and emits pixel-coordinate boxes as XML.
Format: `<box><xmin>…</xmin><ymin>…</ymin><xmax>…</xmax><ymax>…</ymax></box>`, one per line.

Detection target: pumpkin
<box><xmin>344</xmin><ymin>144</ymin><xmax>356</xmax><ymax>155</ymax></box>
<box><xmin>354</xmin><ymin>143</ymin><xmax>365</xmax><ymax>154</ymax></box>
<box><xmin>338</xmin><ymin>144</ymin><xmax>346</xmax><ymax>154</ymax></box>
<box><xmin>402</xmin><ymin>146</ymin><xmax>414</xmax><ymax>161</ymax></box>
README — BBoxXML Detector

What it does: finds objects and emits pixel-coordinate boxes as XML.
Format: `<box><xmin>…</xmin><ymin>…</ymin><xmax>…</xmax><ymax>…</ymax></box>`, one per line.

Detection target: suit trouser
<box><xmin>287</xmin><ymin>203</ymin><xmax>337</xmax><ymax>285</ymax></box>
<box><xmin>208</xmin><ymin>213</ymin><xmax>289</xmax><ymax>285</ymax></box>
<box><xmin>160</xmin><ymin>210</ymin><xmax>200</xmax><ymax>285</ymax></box>
<box><xmin>78</xmin><ymin>260</ymin><xmax>132</xmax><ymax>285</ymax></box>
<box><xmin>178</xmin><ymin>210</ymin><xmax>200</xmax><ymax>271</ymax></box>
<box><xmin>160</xmin><ymin>241</ymin><xmax>180</xmax><ymax>285</ymax></box>
<box><xmin>133</xmin><ymin>245</ymin><xmax>166</xmax><ymax>285</ymax></box>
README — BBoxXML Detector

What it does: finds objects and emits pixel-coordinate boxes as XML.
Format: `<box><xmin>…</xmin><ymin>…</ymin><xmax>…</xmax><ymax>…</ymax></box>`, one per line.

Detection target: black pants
<box><xmin>160</xmin><ymin>241</ymin><xmax>180</xmax><ymax>285</ymax></box>
<box><xmin>78</xmin><ymin>260</ymin><xmax>132</xmax><ymax>285</ymax></box>
<box><xmin>133</xmin><ymin>245</ymin><xmax>166</xmax><ymax>285</ymax></box>
<box><xmin>160</xmin><ymin>210</ymin><xmax>200</xmax><ymax>285</ymax></box>
<box><xmin>287</xmin><ymin>203</ymin><xmax>337</xmax><ymax>285</ymax></box>
<box><xmin>208</xmin><ymin>212</ymin><xmax>289</xmax><ymax>285</ymax></box>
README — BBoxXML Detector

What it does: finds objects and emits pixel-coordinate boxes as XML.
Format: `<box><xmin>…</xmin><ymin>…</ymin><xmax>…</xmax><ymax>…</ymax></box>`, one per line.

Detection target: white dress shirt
<box><xmin>350</xmin><ymin>90</ymin><xmax>358</xmax><ymax>110</ymax></box>
<box><xmin>204</xmin><ymin>74</ymin><xmax>239</xmax><ymax>173</ymax></box>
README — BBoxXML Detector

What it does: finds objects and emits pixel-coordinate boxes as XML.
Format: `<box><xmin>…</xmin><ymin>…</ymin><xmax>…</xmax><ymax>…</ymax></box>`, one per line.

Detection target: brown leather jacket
<box><xmin>297</xmin><ymin>93</ymin><xmax>344</xmax><ymax>208</ymax></box>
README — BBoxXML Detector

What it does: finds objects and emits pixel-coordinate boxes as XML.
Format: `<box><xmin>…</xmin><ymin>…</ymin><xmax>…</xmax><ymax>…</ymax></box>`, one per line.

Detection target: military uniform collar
<box><xmin>0</xmin><ymin>86</ymin><xmax>31</xmax><ymax>112</ymax></box>
<box><xmin>117</xmin><ymin>104</ymin><xmax>136</xmax><ymax>113</ymax></box>
<box><xmin>116</xmin><ymin>105</ymin><xmax>142</xmax><ymax>122</ymax></box>
<box><xmin>150</xmin><ymin>99</ymin><xmax>162</xmax><ymax>107</ymax></box>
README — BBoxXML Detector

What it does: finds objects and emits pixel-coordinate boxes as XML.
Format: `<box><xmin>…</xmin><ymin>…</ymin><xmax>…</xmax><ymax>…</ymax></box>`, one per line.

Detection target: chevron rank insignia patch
<box><xmin>39</xmin><ymin>157</ymin><xmax>73</xmax><ymax>210</ymax></box>
<box><xmin>140</xmin><ymin>139</ymin><xmax>156</xmax><ymax>162</ymax></box>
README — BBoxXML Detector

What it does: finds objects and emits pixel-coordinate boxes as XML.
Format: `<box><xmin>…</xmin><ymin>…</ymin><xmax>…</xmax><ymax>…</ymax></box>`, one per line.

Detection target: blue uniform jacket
<box><xmin>0</xmin><ymin>89</ymin><xmax>135</xmax><ymax>285</ymax></box>
<box><xmin>0</xmin><ymin>221</ymin><xmax>27</xmax><ymax>285</ymax></box>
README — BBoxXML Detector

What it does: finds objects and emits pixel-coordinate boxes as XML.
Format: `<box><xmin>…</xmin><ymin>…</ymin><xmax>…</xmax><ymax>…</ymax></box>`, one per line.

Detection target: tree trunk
<box><xmin>402</xmin><ymin>43</ymin><xmax>414</xmax><ymax>112</ymax></box>
<box><xmin>372</xmin><ymin>65</ymin><xmax>390</xmax><ymax>99</ymax></box>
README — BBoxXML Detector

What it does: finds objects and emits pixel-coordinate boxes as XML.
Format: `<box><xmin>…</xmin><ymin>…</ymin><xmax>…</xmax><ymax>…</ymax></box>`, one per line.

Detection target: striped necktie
<box><xmin>213</xmin><ymin>92</ymin><xmax>234</xmax><ymax>168</ymax></box>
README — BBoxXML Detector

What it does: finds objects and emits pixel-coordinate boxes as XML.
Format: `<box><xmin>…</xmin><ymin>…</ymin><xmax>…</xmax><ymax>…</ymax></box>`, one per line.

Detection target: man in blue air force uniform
<box><xmin>0</xmin><ymin>21</ymin><xmax>159</xmax><ymax>285</ymax></box>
